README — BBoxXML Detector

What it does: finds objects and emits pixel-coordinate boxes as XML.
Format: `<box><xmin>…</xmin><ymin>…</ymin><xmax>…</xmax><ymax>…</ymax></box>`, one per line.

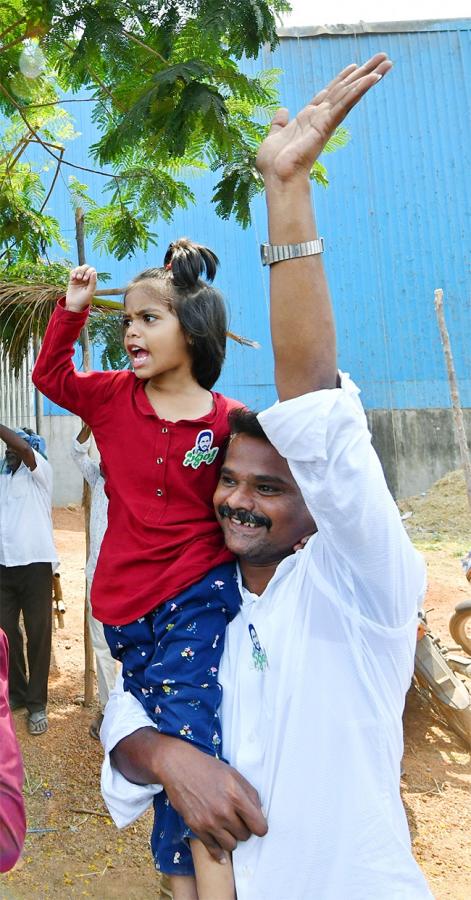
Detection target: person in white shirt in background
<box><xmin>100</xmin><ymin>54</ymin><xmax>432</xmax><ymax>899</ymax></box>
<box><xmin>0</xmin><ymin>424</ymin><xmax>58</xmax><ymax>735</ymax></box>
<box><xmin>71</xmin><ymin>423</ymin><xmax>117</xmax><ymax>740</ymax></box>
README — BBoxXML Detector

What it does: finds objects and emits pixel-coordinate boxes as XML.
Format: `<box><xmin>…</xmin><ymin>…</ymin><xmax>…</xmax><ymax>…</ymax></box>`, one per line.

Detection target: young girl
<box><xmin>33</xmin><ymin>239</ymin><xmax>243</xmax><ymax>900</ymax></box>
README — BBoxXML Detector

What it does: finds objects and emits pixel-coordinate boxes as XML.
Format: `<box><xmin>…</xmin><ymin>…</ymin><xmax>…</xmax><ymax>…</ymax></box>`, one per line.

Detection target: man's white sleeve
<box><xmin>100</xmin><ymin>675</ymin><xmax>162</xmax><ymax>828</ymax></box>
<box><xmin>258</xmin><ymin>373</ymin><xmax>426</xmax><ymax>628</ymax></box>
<box><xmin>30</xmin><ymin>451</ymin><xmax>53</xmax><ymax>495</ymax></box>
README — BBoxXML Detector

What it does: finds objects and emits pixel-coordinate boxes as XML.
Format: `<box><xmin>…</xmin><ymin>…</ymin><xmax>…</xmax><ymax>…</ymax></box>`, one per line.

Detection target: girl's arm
<box><xmin>32</xmin><ymin>267</ymin><xmax>112</xmax><ymax>424</ymax></box>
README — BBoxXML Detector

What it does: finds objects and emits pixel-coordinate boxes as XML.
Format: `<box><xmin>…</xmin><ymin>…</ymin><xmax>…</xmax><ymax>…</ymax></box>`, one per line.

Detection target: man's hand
<box><xmin>256</xmin><ymin>53</ymin><xmax>392</xmax><ymax>186</ymax></box>
<box><xmin>161</xmin><ymin>740</ymin><xmax>268</xmax><ymax>862</ymax></box>
<box><xmin>256</xmin><ymin>53</ymin><xmax>392</xmax><ymax>402</ymax></box>
<box><xmin>65</xmin><ymin>265</ymin><xmax>97</xmax><ymax>312</ymax></box>
<box><xmin>76</xmin><ymin>423</ymin><xmax>92</xmax><ymax>444</ymax></box>
<box><xmin>292</xmin><ymin>533</ymin><xmax>314</xmax><ymax>553</ymax></box>
<box><xmin>112</xmin><ymin>730</ymin><xmax>267</xmax><ymax>863</ymax></box>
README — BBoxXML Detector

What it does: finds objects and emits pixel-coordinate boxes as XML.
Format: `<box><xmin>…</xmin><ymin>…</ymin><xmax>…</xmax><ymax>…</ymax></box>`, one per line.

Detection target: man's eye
<box><xmin>220</xmin><ymin>475</ymin><xmax>236</xmax><ymax>486</ymax></box>
<box><xmin>258</xmin><ymin>485</ymin><xmax>275</xmax><ymax>494</ymax></box>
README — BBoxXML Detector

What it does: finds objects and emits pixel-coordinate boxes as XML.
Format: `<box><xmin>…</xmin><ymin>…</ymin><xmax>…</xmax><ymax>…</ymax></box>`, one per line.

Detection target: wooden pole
<box><xmin>32</xmin><ymin>336</ymin><xmax>44</xmax><ymax>437</ymax></box>
<box><xmin>75</xmin><ymin>207</ymin><xmax>95</xmax><ymax>706</ymax></box>
<box><xmin>434</xmin><ymin>288</ymin><xmax>471</xmax><ymax>512</ymax></box>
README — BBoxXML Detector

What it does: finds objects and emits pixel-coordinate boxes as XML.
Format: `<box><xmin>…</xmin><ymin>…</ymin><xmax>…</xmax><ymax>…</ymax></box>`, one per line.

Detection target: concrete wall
<box><xmin>42</xmin><ymin>414</ymin><xmax>100</xmax><ymax>507</ymax></box>
<box><xmin>43</xmin><ymin>409</ymin><xmax>471</xmax><ymax>506</ymax></box>
<box><xmin>367</xmin><ymin>409</ymin><xmax>471</xmax><ymax>499</ymax></box>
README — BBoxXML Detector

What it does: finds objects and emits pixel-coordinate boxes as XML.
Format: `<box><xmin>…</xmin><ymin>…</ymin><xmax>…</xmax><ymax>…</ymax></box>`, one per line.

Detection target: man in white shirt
<box><xmin>100</xmin><ymin>55</ymin><xmax>432</xmax><ymax>898</ymax></box>
<box><xmin>0</xmin><ymin>425</ymin><xmax>58</xmax><ymax>735</ymax></box>
<box><xmin>71</xmin><ymin>424</ymin><xmax>116</xmax><ymax>739</ymax></box>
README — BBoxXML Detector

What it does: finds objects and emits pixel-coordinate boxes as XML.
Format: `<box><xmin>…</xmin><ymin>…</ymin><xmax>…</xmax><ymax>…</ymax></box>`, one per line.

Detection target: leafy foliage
<box><xmin>0</xmin><ymin>30</ymin><xmax>79</xmax><ymax>262</ymax></box>
<box><xmin>87</xmin><ymin>312</ymin><xmax>129</xmax><ymax>370</ymax></box>
<box><xmin>0</xmin><ymin>1</ymin><xmax>352</xmax><ymax>370</ymax></box>
<box><xmin>1</xmin><ymin>0</ymin><xmax>290</xmax><ymax>264</ymax></box>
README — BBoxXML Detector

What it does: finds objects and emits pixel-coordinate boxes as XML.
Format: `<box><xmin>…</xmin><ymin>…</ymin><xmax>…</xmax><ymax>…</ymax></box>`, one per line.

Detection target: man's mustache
<box><xmin>218</xmin><ymin>505</ymin><xmax>272</xmax><ymax>530</ymax></box>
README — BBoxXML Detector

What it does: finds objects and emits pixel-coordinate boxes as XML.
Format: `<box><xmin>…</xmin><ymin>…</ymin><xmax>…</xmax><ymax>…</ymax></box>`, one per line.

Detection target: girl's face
<box><xmin>123</xmin><ymin>283</ymin><xmax>192</xmax><ymax>382</ymax></box>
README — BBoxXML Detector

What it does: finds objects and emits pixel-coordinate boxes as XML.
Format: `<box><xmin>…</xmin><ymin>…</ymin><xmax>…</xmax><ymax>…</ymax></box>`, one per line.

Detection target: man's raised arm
<box><xmin>255</xmin><ymin>54</ymin><xmax>392</xmax><ymax>401</ymax></box>
<box><xmin>0</xmin><ymin>424</ymin><xmax>36</xmax><ymax>471</ymax></box>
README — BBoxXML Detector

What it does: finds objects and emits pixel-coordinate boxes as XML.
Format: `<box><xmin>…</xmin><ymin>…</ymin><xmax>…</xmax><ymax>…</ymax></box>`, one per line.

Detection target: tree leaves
<box><xmin>1</xmin><ymin>2</ymin><xmax>349</xmax><ymax>273</ymax></box>
<box><xmin>1</xmin><ymin>0</ymin><xmax>289</xmax><ymax>265</ymax></box>
<box><xmin>88</xmin><ymin>312</ymin><xmax>129</xmax><ymax>370</ymax></box>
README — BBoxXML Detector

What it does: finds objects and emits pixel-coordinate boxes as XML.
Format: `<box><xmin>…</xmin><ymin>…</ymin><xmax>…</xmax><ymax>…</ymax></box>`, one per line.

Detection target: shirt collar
<box><xmin>134</xmin><ymin>380</ymin><xmax>219</xmax><ymax>423</ymax></box>
<box><xmin>236</xmin><ymin>552</ymin><xmax>300</xmax><ymax>607</ymax></box>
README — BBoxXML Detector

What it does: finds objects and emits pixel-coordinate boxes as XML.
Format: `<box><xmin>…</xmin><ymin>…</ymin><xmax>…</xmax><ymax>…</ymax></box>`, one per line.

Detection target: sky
<box><xmin>281</xmin><ymin>0</ymin><xmax>470</xmax><ymax>27</ymax></box>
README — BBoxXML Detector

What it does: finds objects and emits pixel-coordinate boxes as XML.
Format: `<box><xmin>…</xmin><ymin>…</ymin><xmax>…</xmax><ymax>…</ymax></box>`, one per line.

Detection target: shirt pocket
<box><xmin>10</xmin><ymin>476</ymin><xmax>27</xmax><ymax>500</ymax></box>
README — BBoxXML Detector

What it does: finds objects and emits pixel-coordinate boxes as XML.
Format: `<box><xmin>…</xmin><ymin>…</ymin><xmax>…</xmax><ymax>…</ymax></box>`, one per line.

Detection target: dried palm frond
<box><xmin>0</xmin><ymin>281</ymin><xmax>259</xmax><ymax>376</ymax></box>
<box><xmin>0</xmin><ymin>282</ymin><xmax>124</xmax><ymax>375</ymax></box>
<box><xmin>0</xmin><ymin>282</ymin><xmax>59</xmax><ymax>375</ymax></box>
<box><xmin>226</xmin><ymin>329</ymin><xmax>260</xmax><ymax>349</ymax></box>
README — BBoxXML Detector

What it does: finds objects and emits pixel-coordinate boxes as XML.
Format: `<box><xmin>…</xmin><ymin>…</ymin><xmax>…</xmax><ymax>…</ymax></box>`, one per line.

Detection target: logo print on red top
<box><xmin>183</xmin><ymin>429</ymin><xmax>219</xmax><ymax>469</ymax></box>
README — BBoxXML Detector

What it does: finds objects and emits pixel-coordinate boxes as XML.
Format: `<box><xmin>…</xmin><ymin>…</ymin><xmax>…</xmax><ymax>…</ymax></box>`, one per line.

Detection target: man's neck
<box><xmin>238</xmin><ymin>560</ymin><xmax>279</xmax><ymax>597</ymax></box>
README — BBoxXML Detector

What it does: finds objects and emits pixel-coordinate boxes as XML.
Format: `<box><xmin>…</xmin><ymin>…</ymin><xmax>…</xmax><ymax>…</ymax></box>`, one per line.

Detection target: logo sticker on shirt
<box><xmin>249</xmin><ymin>624</ymin><xmax>268</xmax><ymax>672</ymax></box>
<box><xmin>183</xmin><ymin>429</ymin><xmax>219</xmax><ymax>470</ymax></box>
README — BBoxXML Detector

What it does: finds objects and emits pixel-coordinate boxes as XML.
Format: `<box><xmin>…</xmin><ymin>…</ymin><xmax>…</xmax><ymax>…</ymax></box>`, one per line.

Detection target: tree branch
<box><xmin>0</xmin><ymin>135</ymin><xmax>28</xmax><ymax>168</ymax></box>
<box><xmin>40</xmin><ymin>146</ymin><xmax>64</xmax><ymax>212</ymax></box>
<box><xmin>0</xmin><ymin>81</ymin><xmax>129</xmax><ymax>179</ymax></box>
<box><xmin>0</xmin><ymin>17</ymin><xmax>27</xmax><ymax>43</ymax></box>
<box><xmin>0</xmin><ymin>31</ymin><xmax>29</xmax><ymax>53</ymax></box>
<box><xmin>62</xmin><ymin>41</ymin><xmax>123</xmax><ymax>109</ymax></box>
<box><xmin>121</xmin><ymin>28</ymin><xmax>168</xmax><ymax>65</ymax></box>
<box><xmin>17</xmin><ymin>97</ymin><xmax>97</xmax><ymax>109</ymax></box>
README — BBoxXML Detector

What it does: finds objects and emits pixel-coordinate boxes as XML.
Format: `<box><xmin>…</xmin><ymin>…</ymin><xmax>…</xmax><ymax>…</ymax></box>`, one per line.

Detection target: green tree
<box><xmin>0</xmin><ymin>0</ymin><xmax>292</xmax><ymax>261</ymax></box>
<box><xmin>0</xmin><ymin>0</ymin><xmax>348</xmax><ymax>369</ymax></box>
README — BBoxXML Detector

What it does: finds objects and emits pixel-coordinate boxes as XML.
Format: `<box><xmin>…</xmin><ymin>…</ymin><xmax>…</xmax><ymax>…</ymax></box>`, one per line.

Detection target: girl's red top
<box><xmin>33</xmin><ymin>300</ymin><xmax>241</xmax><ymax>625</ymax></box>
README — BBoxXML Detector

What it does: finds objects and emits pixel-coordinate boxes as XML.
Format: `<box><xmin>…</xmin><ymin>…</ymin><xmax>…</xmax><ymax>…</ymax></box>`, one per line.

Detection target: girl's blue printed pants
<box><xmin>104</xmin><ymin>561</ymin><xmax>240</xmax><ymax>876</ymax></box>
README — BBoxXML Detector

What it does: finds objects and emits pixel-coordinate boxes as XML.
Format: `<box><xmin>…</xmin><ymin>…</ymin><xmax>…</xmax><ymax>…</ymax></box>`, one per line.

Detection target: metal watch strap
<box><xmin>260</xmin><ymin>238</ymin><xmax>324</xmax><ymax>266</ymax></box>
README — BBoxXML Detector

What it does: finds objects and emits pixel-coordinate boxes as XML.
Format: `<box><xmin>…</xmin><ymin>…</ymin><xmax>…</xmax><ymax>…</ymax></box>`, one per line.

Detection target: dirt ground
<box><xmin>2</xmin><ymin>474</ymin><xmax>471</xmax><ymax>899</ymax></box>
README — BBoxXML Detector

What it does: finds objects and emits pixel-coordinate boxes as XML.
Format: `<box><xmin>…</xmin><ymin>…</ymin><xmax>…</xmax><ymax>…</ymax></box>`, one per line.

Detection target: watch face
<box><xmin>260</xmin><ymin>244</ymin><xmax>270</xmax><ymax>265</ymax></box>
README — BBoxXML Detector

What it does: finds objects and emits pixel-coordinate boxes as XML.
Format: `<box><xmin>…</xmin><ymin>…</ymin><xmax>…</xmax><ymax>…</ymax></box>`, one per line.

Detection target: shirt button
<box><xmin>161</xmin><ymin>427</ymin><xmax>168</xmax><ymax>434</ymax></box>
<box><xmin>156</xmin><ymin>489</ymin><xmax>163</xmax><ymax>497</ymax></box>
<box><xmin>156</xmin><ymin>457</ymin><xmax>163</xmax><ymax>464</ymax></box>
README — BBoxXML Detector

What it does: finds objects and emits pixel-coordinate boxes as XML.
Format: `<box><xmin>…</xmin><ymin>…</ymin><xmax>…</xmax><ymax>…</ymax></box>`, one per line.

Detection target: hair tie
<box><xmin>165</xmin><ymin>262</ymin><xmax>172</xmax><ymax>270</ymax></box>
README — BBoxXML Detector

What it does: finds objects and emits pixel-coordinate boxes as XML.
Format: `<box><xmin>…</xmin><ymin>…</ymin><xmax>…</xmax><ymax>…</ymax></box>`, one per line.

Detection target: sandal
<box><xmin>28</xmin><ymin>709</ymin><xmax>48</xmax><ymax>735</ymax></box>
<box><xmin>89</xmin><ymin>712</ymin><xmax>104</xmax><ymax>741</ymax></box>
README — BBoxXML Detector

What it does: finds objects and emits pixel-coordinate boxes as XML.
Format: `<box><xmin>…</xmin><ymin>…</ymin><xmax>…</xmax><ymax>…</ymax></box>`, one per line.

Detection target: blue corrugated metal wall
<box><xmin>40</xmin><ymin>19</ymin><xmax>471</xmax><ymax>414</ymax></box>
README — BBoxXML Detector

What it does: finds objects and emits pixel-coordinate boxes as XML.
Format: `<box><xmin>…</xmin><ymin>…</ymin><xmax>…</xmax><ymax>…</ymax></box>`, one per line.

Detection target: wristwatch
<box><xmin>260</xmin><ymin>238</ymin><xmax>324</xmax><ymax>266</ymax></box>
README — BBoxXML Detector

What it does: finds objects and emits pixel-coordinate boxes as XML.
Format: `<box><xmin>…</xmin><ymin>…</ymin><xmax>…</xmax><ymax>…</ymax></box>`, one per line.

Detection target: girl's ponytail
<box><xmin>164</xmin><ymin>239</ymin><xmax>219</xmax><ymax>288</ymax></box>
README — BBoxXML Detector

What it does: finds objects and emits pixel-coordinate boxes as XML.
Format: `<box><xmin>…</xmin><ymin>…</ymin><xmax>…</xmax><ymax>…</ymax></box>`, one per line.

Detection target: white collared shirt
<box><xmin>0</xmin><ymin>451</ymin><xmax>58</xmax><ymax>567</ymax></box>
<box><xmin>70</xmin><ymin>438</ymin><xmax>108</xmax><ymax>584</ymax></box>
<box><xmin>101</xmin><ymin>374</ymin><xmax>432</xmax><ymax>899</ymax></box>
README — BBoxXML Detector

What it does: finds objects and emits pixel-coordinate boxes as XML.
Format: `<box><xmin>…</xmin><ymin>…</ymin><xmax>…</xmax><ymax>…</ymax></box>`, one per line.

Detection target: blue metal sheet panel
<box><xmin>35</xmin><ymin>20</ymin><xmax>471</xmax><ymax>412</ymax></box>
